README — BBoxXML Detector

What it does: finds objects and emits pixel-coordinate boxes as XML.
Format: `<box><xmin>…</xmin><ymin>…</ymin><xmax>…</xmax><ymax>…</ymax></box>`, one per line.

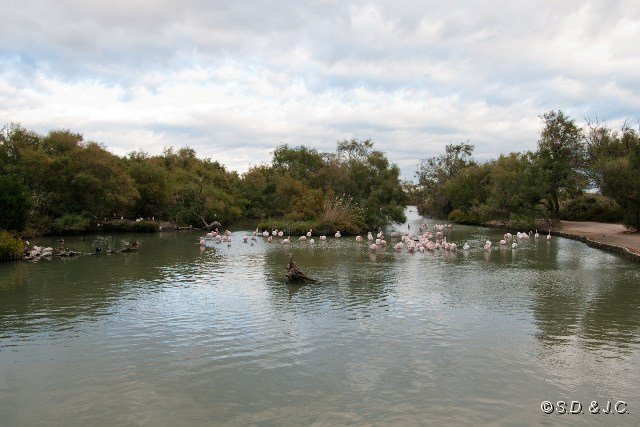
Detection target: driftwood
<box><xmin>286</xmin><ymin>254</ymin><xmax>316</xmax><ymax>283</ymax></box>
<box><xmin>197</xmin><ymin>214</ymin><xmax>222</xmax><ymax>231</ymax></box>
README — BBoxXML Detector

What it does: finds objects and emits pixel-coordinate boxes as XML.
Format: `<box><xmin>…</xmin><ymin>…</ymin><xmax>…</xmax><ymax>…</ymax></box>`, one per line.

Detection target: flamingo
<box><xmin>512</xmin><ymin>241</ymin><xmax>518</xmax><ymax>249</ymax></box>
<box><xmin>335</xmin><ymin>231</ymin><xmax>341</xmax><ymax>238</ymax></box>
<box><xmin>278</xmin><ymin>231</ymin><xmax>284</xmax><ymax>237</ymax></box>
<box><xmin>309</xmin><ymin>238</ymin><xmax>315</xmax><ymax>244</ymax></box>
<box><xmin>243</xmin><ymin>236</ymin><xmax>249</xmax><ymax>243</ymax></box>
<box><xmin>463</xmin><ymin>242</ymin><xmax>470</xmax><ymax>251</ymax></box>
<box><xmin>319</xmin><ymin>235</ymin><xmax>327</xmax><ymax>241</ymax></box>
<box><xmin>267</xmin><ymin>236</ymin><xmax>273</xmax><ymax>243</ymax></box>
<box><xmin>535</xmin><ymin>230</ymin><xmax>539</xmax><ymax>239</ymax></box>
<box><xmin>369</xmin><ymin>243</ymin><xmax>378</xmax><ymax>251</ymax></box>
<box><xmin>547</xmin><ymin>230</ymin><xmax>552</xmax><ymax>241</ymax></box>
<box><xmin>263</xmin><ymin>230</ymin><xmax>269</xmax><ymax>237</ymax></box>
<box><xmin>282</xmin><ymin>238</ymin><xmax>290</xmax><ymax>245</ymax></box>
<box><xmin>307</xmin><ymin>229</ymin><xmax>312</xmax><ymax>238</ymax></box>
<box><xmin>356</xmin><ymin>235</ymin><xmax>364</xmax><ymax>242</ymax></box>
<box><xmin>500</xmin><ymin>239</ymin><xmax>507</xmax><ymax>246</ymax></box>
<box><xmin>299</xmin><ymin>236</ymin><xmax>307</xmax><ymax>241</ymax></box>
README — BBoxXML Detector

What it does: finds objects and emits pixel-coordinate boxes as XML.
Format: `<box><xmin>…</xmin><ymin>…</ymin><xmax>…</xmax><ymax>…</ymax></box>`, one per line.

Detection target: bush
<box><xmin>561</xmin><ymin>194</ymin><xmax>623</xmax><ymax>223</ymax></box>
<box><xmin>0</xmin><ymin>231</ymin><xmax>26</xmax><ymax>261</ymax></box>
<box><xmin>448</xmin><ymin>209</ymin><xmax>482</xmax><ymax>225</ymax></box>
<box><xmin>52</xmin><ymin>214</ymin><xmax>91</xmax><ymax>233</ymax></box>
<box><xmin>256</xmin><ymin>220</ymin><xmax>316</xmax><ymax>236</ymax></box>
<box><xmin>315</xmin><ymin>196</ymin><xmax>365</xmax><ymax>234</ymax></box>
<box><xmin>101</xmin><ymin>220</ymin><xmax>159</xmax><ymax>233</ymax></box>
<box><xmin>0</xmin><ymin>174</ymin><xmax>31</xmax><ymax>232</ymax></box>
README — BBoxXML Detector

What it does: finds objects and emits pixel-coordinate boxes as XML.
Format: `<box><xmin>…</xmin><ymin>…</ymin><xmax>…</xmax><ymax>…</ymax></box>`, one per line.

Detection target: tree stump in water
<box><xmin>286</xmin><ymin>254</ymin><xmax>316</xmax><ymax>283</ymax></box>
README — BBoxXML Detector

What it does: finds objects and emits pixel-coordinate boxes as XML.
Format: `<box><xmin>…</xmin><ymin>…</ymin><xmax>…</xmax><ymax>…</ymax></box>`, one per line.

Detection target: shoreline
<box><xmin>480</xmin><ymin>219</ymin><xmax>640</xmax><ymax>263</ymax></box>
<box><xmin>552</xmin><ymin>220</ymin><xmax>640</xmax><ymax>263</ymax></box>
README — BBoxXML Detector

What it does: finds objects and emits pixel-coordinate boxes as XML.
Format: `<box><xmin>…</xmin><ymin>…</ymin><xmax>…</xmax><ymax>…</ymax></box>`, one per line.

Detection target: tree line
<box><xmin>0</xmin><ymin>125</ymin><xmax>406</xmax><ymax>237</ymax></box>
<box><xmin>414</xmin><ymin>110</ymin><xmax>640</xmax><ymax>231</ymax></box>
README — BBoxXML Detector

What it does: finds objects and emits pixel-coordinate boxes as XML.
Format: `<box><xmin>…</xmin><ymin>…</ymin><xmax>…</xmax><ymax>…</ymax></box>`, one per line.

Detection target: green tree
<box><xmin>0</xmin><ymin>174</ymin><xmax>31</xmax><ymax>231</ymax></box>
<box><xmin>536</xmin><ymin>110</ymin><xmax>586</xmax><ymax>217</ymax></box>
<box><xmin>416</xmin><ymin>142</ymin><xmax>475</xmax><ymax>217</ymax></box>
<box><xmin>587</xmin><ymin>123</ymin><xmax>640</xmax><ymax>230</ymax></box>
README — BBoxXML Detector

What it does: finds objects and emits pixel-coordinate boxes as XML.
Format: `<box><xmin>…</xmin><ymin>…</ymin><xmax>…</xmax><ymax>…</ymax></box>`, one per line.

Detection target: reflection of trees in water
<box><xmin>0</xmin><ymin>232</ymin><xmax>207</xmax><ymax>335</ymax></box>
<box><xmin>531</xmin><ymin>269</ymin><xmax>640</xmax><ymax>352</ymax></box>
<box><xmin>262</xmin><ymin>246</ymin><xmax>393</xmax><ymax>309</ymax></box>
<box><xmin>578</xmin><ymin>272</ymin><xmax>640</xmax><ymax>352</ymax></box>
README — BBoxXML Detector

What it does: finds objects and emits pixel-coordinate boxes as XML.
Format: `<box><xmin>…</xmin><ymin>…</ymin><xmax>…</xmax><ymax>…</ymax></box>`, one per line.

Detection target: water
<box><xmin>1</xmin><ymin>208</ymin><xmax>639</xmax><ymax>425</ymax></box>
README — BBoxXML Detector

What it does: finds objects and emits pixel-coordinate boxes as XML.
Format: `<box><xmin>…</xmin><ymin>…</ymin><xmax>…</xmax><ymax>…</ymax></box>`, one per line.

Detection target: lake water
<box><xmin>1</xmin><ymin>208</ymin><xmax>639</xmax><ymax>426</ymax></box>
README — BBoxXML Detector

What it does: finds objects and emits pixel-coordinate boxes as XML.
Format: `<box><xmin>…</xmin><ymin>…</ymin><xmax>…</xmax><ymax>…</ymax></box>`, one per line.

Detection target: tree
<box><xmin>416</xmin><ymin>142</ymin><xmax>475</xmax><ymax>217</ymax></box>
<box><xmin>536</xmin><ymin>110</ymin><xmax>586</xmax><ymax>217</ymax></box>
<box><xmin>587</xmin><ymin>123</ymin><xmax>640</xmax><ymax>230</ymax></box>
<box><xmin>478</xmin><ymin>153</ymin><xmax>543</xmax><ymax>225</ymax></box>
<box><xmin>0</xmin><ymin>174</ymin><xmax>31</xmax><ymax>231</ymax></box>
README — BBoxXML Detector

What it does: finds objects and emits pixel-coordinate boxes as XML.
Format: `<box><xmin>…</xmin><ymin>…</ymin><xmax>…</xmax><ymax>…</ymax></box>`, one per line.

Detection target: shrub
<box><xmin>560</xmin><ymin>194</ymin><xmax>623</xmax><ymax>223</ymax></box>
<box><xmin>448</xmin><ymin>209</ymin><xmax>482</xmax><ymax>225</ymax></box>
<box><xmin>256</xmin><ymin>220</ymin><xmax>316</xmax><ymax>236</ymax></box>
<box><xmin>101</xmin><ymin>220</ymin><xmax>159</xmax><ymax>233</ymax></box>
<box><xmin>0</xmin><ymin>231</ymin><xmax>26</xmax><ymax>261</ymax></box>
<box><xmin>52</xmin><ymin>214</ymin><xmax>91</xmax><ymax>233</ymax></box>
<box><xmin>315</xmin><ymin>196</ymin><xmax>365</xmax><ymax>234</ymax></box>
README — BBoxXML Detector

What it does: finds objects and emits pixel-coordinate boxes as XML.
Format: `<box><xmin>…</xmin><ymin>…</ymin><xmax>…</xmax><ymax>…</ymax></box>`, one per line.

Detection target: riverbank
<box><xmin>552</xmin><ymin>220</ymin><xmax>640</xmax><ymax>262</ymax></box>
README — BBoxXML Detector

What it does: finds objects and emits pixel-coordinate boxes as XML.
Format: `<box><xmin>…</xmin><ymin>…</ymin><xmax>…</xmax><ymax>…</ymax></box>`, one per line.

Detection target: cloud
<box><xmin>1</xmin><ymin>0</ymin><xmax>640</xmax><ymax>179</ymax></box>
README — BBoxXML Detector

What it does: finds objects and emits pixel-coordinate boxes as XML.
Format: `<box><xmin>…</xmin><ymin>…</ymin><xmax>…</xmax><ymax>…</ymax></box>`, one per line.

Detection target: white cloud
<box><xmin>1</xmin><ymin>0</ymin><xmax>640</xmax><ymax>180</ymax></box>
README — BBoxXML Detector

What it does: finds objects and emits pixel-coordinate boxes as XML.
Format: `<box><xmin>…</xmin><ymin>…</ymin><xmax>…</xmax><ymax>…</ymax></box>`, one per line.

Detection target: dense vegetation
<box><xmin>0</xmin><ymin>124</ymin><xmax>406</xmax><ymax>240</ymax></box>
<box><xmin>415</xmin><ymin>111</ymin><xmax>639</xmax><ymax>230</ymax></box>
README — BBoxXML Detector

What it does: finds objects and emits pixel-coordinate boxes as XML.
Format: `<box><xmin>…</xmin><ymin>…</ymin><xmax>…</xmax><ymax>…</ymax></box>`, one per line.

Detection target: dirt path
<box><xmin>556</xmin><ymin>221</ymin><xmax>640</xmax><ymax>255</ymax></box>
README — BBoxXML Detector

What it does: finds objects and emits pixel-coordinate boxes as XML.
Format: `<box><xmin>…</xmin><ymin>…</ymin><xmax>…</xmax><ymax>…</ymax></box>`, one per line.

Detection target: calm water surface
<box><xmin>1</xmin><ymin>209</ymin><xmax>640</xmax><ymax>426</ymax></box>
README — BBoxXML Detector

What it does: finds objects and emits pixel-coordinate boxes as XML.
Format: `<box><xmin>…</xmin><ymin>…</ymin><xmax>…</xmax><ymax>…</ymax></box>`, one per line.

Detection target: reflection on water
<box><xmin>1</xmin><ymin>209</ymin><xmax>639</xmax><ymax>425</ymax></box>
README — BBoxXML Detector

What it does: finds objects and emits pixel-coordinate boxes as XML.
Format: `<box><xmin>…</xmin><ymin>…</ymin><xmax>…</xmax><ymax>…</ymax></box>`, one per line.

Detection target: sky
<box><xmin>1</xmin><ymin>0</ymin><xmax>639</xmax><ymax>180</ymax></box>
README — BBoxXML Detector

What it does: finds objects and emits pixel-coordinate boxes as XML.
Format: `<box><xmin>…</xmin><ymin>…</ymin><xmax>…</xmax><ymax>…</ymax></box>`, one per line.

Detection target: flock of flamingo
<box><xmin>199</xmin><ymin>223</ymin><xmax>553</xmax><ymax>254</ymax></box>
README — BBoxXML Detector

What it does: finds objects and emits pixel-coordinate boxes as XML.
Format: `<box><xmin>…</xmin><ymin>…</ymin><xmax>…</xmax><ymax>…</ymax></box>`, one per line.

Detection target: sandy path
<box><xmin>557</xmin><ymin>221</ymin><xmax>640</xmax><ymax>254</ymax></box>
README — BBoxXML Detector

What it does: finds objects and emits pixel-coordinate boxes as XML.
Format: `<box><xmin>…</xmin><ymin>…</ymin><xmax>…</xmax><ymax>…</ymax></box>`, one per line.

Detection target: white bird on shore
<box><xmin>547</xmin><ymin>230</ymin><xmax>552</xmax><ymax>241</ymax></box>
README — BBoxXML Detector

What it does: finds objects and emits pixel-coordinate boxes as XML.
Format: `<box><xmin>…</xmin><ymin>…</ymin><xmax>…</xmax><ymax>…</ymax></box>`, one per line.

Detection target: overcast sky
<box><xmin>1</xmin><ymin>0</ymin><xmax>639</xmax><ymax>179</ymax></box>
